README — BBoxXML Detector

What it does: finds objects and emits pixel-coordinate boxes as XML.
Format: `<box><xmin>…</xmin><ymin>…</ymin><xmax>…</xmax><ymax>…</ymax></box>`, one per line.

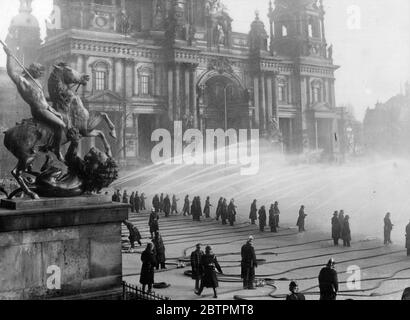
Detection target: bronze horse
<box><xmin>4</xmin><ymin>62</ymin><xmax>117</xmax><ymax>199</ymax></box>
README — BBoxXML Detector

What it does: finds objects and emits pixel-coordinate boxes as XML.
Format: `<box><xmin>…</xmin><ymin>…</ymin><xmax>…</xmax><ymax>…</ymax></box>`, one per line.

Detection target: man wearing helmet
<box><xmin>286</xmin><ymin>281</ymin><xmax>305</xmax><ymax>300</ymax></box>
<box><xmin>318</xmin><ymin>258</ymin><xmax>339</xmax><ymax>300</ymax></box>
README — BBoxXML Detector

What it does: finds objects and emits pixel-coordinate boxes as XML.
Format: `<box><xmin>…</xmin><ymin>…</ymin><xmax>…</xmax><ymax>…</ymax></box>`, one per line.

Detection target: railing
<box><xmin>122</xmin><ymin>281</ymin><xmax>171</xmax><ymax>301</ymax></box>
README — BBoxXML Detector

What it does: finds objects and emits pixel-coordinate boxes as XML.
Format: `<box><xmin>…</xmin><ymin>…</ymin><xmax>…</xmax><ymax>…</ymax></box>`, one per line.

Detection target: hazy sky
<box><xmin>0</xmin><ymin>0</ymin><xmax>409</xmax><ymax>120</ymax></box>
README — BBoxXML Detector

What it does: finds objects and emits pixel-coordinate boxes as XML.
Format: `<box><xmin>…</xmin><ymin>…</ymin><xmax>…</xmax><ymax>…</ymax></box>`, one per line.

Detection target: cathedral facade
<box><xmin>22</xmin><ymin>0</ymin><xmax>344</xmax><ymax>163</ymax></box>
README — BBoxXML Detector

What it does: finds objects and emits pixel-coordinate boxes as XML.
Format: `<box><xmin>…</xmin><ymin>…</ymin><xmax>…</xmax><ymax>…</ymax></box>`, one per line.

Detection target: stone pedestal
<box><xmin>0</xmin><ymin>196</ymin><xmax>129</xmax><ymax>300</ymax></box>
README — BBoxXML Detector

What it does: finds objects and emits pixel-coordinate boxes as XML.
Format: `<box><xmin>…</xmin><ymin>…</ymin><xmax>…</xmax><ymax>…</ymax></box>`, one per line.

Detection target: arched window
<box><xmin>311</xmin><ymin>80</ymin><xmax>322</xmax><ymax>103</ymax></box>
<box><xmin>282</xmin><ymin>24</ymin><xmax>288</xmax><ymax>37</ymax></box>
<box><xmin>308</xmin><ymin>22</ymin><xmax>313</xmax><ymax>38</ymax></box>
<box><xmin>92</xmin><ymin>61</ymin><xmax>110</xmax><ymax>92</ymax></box>
<box><xmin>137</xmin><ymin>67</ymin><xmax>153</xmax><ymax>96</ymax></box>
<box><xmin>277</xmin><ymin>78</ymin><xmax>288</xmax><ymax>103</ymax></box>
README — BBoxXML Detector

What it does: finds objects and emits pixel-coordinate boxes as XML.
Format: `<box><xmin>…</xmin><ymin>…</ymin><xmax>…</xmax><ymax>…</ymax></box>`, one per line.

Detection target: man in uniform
<box><xmin>286</xmin><ymin>281</ymin><xmax>305</xmax><ymax>300</ymax></box>
<box><xmin>241</xmin><ymin>236</ymin><xmax>258</xmax><ymax>290</ymax></box>
<box><xmin>190</xmin><ymin>243</ymin><xmax>204</xmax><ymax>292</ymax></box>
<box><xmin>318</xmin><ymin>258</ymin><xmax>339</xmax><ymax>300</ymax></box>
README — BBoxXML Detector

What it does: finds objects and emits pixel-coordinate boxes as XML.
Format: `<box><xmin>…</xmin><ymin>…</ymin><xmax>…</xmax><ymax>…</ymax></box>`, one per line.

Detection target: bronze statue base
<box><xmin>0</xmin><ymin>194</ymin><xmax>111</xmax><ymax>211</ymax></box>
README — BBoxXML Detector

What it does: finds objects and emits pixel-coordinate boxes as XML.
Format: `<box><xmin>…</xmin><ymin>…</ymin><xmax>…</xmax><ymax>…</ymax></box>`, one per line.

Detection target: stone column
<box><xmin>272</xmin><ymin>74</ymin><xmax>279</xmax><ymax>120</ymax></box>
<box><xmin>175</xmin><ymin>64</ymin><xmax>182</xmax><ymax>120</ymax></box>
<box><xmin>289</xmin><ymin>118</ymin><xmax>294</xmax><ymax>151</ymax></box>
<box><xmin>134</xmin><ymin>114</ymin><xmax>139</xmax><ymax>159</ymax></box>
<box><xmin>266</xmin><ymin>75</ymin><xmax>273</xmax><ymax>122</ymax></box>
<box><xmin>168</xmin><ymin>64</ymin><xmax>174</xmax><ymax>121</ymax></box>
<box><xmin>76</xmin><ymin>55</ymin><xmax>85</xmax><ymax>95</ymax></box>
<box><xmin>192</xmin><ymin>67</ymin><xmax>198</xmax><ymax>129</ymax></box>
<box><xmin>253</xmin><ymin>76</ymin><xmax>260</xmax><ymax>128</ymax></box>
<box><xmin>184</xmin><ymin>65</ymin><xmax>190</xmax><ymax>117</ymax></box>
<box><xmin>260</xmin><ymin>74</ymin><xmax>266</xmax><ymax>132</ymax></box>
<box><xmin>315</xmin><ymin>119</ymin><xmax>319</xmax><ymax>149</ymax></box>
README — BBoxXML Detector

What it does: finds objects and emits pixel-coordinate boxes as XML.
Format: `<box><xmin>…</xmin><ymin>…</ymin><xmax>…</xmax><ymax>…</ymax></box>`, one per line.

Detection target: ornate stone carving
<box><xmin>207</xmin><ymin>57</ymin><xmax>233</xmax><ymax>74</ymax></box>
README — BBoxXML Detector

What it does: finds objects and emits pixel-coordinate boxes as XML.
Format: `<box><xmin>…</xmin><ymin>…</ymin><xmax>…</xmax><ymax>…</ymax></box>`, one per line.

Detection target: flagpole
<box><xmin>0</xmin><ymin>39</ymin><xmax>43</xmax><ymax>91</ymax></box>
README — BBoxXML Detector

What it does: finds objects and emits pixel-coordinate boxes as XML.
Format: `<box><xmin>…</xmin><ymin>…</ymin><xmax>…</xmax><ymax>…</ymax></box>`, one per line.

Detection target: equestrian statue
<box><xmin>1</xmin><ymin>41</ymin><xmax>118</xmax><ymax>199</ymax></box>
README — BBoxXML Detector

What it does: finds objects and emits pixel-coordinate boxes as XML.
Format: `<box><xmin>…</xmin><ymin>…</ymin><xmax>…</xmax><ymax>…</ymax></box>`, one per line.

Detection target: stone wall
<box><xmin>0</xmin><ymin>198</ymin><xmax>128</xmax><ymax>300</ymax></box>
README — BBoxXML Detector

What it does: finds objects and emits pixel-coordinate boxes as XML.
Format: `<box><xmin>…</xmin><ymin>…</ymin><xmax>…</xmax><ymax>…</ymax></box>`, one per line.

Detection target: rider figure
<box><xmin>4</xmin><ymin>46</ymin><xmax>66</xmax><ymax>161</ymax></box>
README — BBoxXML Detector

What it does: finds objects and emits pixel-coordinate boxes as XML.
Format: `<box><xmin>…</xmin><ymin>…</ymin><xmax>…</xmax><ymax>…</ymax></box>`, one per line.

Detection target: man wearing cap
<box><xmin>4</xmin><ymin>46</ymin><xmax>67</xmax><ymax>161</ymax></box>
<box><xmin>318</xmin><ymin>258</ymin><xmax>339</xmax><ymax>300</ymax></box>
<box><xmin>331</xmin><ymin>211</ymin><xmax>341</xmax><ymax>246</ymax></box>
<box><xmin>241</xmin><ymin>236</ymin><xmax>258</xmax><ymax>290</ymax></box>
<box><xmin>190</xmin><ymin>243</ymin><xmax>204</xmax><ymax>292</ymax></box>
<box><xmin>286</xmin><ymin>281</ymin><xmax>305</xmax><ymax>300</ymax></box>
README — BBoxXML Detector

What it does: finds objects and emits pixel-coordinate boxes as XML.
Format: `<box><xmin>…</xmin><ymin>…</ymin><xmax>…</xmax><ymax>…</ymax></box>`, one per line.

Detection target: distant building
<box><xmin>1</xmin><ymin>0</ymin><xmax>346</xmax><ymax>166</ymax></box>
<box><xmin>363</xmin><ymin>83</ymin><xmax>410</xmax><ymax>155</ymax></box>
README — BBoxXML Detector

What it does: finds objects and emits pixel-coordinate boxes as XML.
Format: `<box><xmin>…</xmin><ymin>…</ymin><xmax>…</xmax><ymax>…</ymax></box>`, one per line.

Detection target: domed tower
<box><xmin>6</xmin><ymin>0</ymin><xmax>41</xmax><ymax>65</ymax></box>
<box><xmin>268</xmin><ymin>0</ymin><xmax>328</xmax><ymax>59</ymax></box>
<box><xmin>248</xmin><ymin>12</ymin><xmax>269</xmax><ymax>73</ymax></box>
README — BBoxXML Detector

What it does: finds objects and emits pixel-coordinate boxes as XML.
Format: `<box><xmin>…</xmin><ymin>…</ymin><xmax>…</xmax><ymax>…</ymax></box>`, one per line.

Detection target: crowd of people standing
<box><xmin>115</xmin><ymin>188</ymin><xmax>410</xmax><ymax>297</ymax></box>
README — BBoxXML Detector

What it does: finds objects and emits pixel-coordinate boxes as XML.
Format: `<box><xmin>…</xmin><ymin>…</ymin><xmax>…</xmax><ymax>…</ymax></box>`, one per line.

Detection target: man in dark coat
<box><xmin>115</xmin><ymin>190</ymin><xmax>122</xmax><ymax>203</ymax></box>
<box><xmin>338</xmin><ymin>210</ymin><xmax>345</xmax><ymax>238</ymax></box>
<box><xmin>171</xmin><ymin>195</ymin><xmax>179</xmax><ymax>214</ymax></box>
<box><xmin>196</xmin><ymin>197</ymin><xmax>203</xmax><ymax>221</ymax></box>
<box><xmin>241</xmin><ymin>236</ymin><xmax>258</xmax><ymax>289</ymax></box>
<box><xmin>190</xmin><ymin>243</ymin><xmax>204</xmax><ymax>292</ymax></box>
<box><xmin>216</xmin><ymin>197</ymin><xmax>223</xmax><ymax>221</ymax></box>
<box><xmin>269</xmin><ymin>204</ymin><xmax>277</xmax><ymax>233</ymax></box>
<box><xmin>140</xmin><ymin>243</ymin><xmax>156</xmax><ymax>293</ymax></box>
<box><xmin>258</xmin><ymin>206</ymin><xmax>267</xmax><ymax>232</ymax></box>
<box><xmin>152</xmin><ymin>231</ymin><xmax>166</xmax><ymax>270</ymax></box>
<box><xmin>159</xmin><ymin>193</ymin><xmax>164</xmax><ymax>213</ymax></box>
<box><xmin>249</xmin><ymin>200</ymin><xmax>257</xmax><ymax>225</ymax></box>
<box><xmin>296</xmin><ymin>205</ymin><xmax>307</xmax><ymax>232</ymax></box>
<box><xmin>134</xmin><ymin>191</ymin><xmax>141</xmax><ymax>213</ymax></box>
<box><xmin>318</xmin><ymin>258</ymin><xmax>338</xmax><ymax>300</ymax></box>
<box><xmin>227</xmin><ymin>199</ymin><xmax>237</xmax><ymax>226</ymax></box>
<box><xmin>204</xmin><ymin>196</ymin><xmax>212</xmax><ymax>218</ymax></box>
<box><xmin>342</xmin><ymin>215</ymin><xmax>351</xmax><ymax>247</ymax></box>
<box><xmin>384</xmin><ymin>212</ymin><xmax>393</xmax><ymax>245</ymax></box>
<box><xmin>286</xmin><ymin>281</ymin><xmax>306</xmax><ymax>300</ymax></box>
<box><xmin>331</xmin><ymin>211</ymin><xmax>341</xmax><ymax>246</ymax></box>
<box><xmin>195</xmin><ymin>246</ymin><xmax>223</xmax><ymax>299</ymax></box>
<box><xmin>183</xmin><ymin>195</ymin><xmax>190</xmax><ymax>216</ymax></box>
<box><xmin>122</xmin><ymin>190</ymin><xmax>129</xmax><ymax>204</ymax></box>
<box><xmin>191</xmin><ymin>197</ymin><xmax>198</xmax><ymax>221</ymax></box>
<box><xmin>140</xmin><ymin>193</ymin><xmax>147</xmax><ymax>211</ymax></box>
<box><xmin>221</xmin><ymin>198</ymin><xmax>228</xmax><ymax>225</ymax></box>
<box><xmin>111</xmin><ymin>191</ymin><xmax>118</xmax><ymax>202</ymax></box>
<box><xmin>124</xmin><ymin>220</ymin><xmax>142</xmax><ymax>248</ymax></box>
<box><xmin>406</xmin><ymin>220</ymin><xmax>410</xmax><ymax>256</ymax></box>
<box><xmin>273</xmin><ymin>201</ymin><xmax>280</xmax><ymax>228</ymax></box>
<box><xmin>163</xmin><ymin>195</ymin><xmax>171</xmax><ymax>217</ymax></box>
<box><xmin>129</xmin><ymin>192</ymin><xmax>135</xmax><ymax>213</ymax></box>
<box><xmin>152</xmin><ymin>194</ymin><xmax>160</xmax><ymax>213</ymax></box>
<box><xmin>149</xmin><ymin>208</ymin><xmax>159</xmax><ymax>239</ymax></box>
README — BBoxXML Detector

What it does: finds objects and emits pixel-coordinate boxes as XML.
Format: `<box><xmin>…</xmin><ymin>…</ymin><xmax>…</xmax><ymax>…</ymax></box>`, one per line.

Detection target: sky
<box><xmin>0</xmin><ymin>0</ymin><xmax>409</xmax><ymax>120</ymax></box>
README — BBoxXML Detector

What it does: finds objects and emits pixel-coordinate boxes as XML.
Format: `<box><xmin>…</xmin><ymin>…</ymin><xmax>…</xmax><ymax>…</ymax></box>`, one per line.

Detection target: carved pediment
<box><xmin>311</xmin><ymin>102</ymin><xmax>331</xmax><ymax>111</ymax></box>
<box><xmin>86</xmin><ymin>90</ymin><xmax>123</xmax><ymax>104</ymax></box>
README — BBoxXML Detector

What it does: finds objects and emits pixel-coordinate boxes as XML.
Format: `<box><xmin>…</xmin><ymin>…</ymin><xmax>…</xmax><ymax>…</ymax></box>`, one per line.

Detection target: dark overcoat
<box><xmin>331</xmin><ymin>216</ymin><xmax>341</xmax><ymax>239</ymax></box>
<box><xmin>200</xmin><ymin>254</ymin><xmax>222</xmax><ymax>288</ymax></box>
<box><xmin>241</xmin><ymin>243</ymin><xmax>257</xmax><ymax>280</ymax></box>
<box><xmin>140</xmin><ymin>250</ymin><xmax>156</xmax><ymax>285</ymax></box>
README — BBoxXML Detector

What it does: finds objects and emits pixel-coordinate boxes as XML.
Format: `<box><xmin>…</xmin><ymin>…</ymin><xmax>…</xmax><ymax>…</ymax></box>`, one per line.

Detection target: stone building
<box><xmin>5</xmin><ymin>0</ymin><xmax>345</xmax><ymax>164</ymax></box>
<box><xmin>363</xmin><ymin>83</ymin><xmax>410</xmax><ymax>155</ymax></box>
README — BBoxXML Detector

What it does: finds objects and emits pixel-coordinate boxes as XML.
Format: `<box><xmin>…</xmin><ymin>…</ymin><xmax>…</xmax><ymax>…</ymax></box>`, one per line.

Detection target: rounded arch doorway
<box><xmin>201</xmin><ymin>75</ymin><xmax>249</xmax><ymax>131</ymax></box>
